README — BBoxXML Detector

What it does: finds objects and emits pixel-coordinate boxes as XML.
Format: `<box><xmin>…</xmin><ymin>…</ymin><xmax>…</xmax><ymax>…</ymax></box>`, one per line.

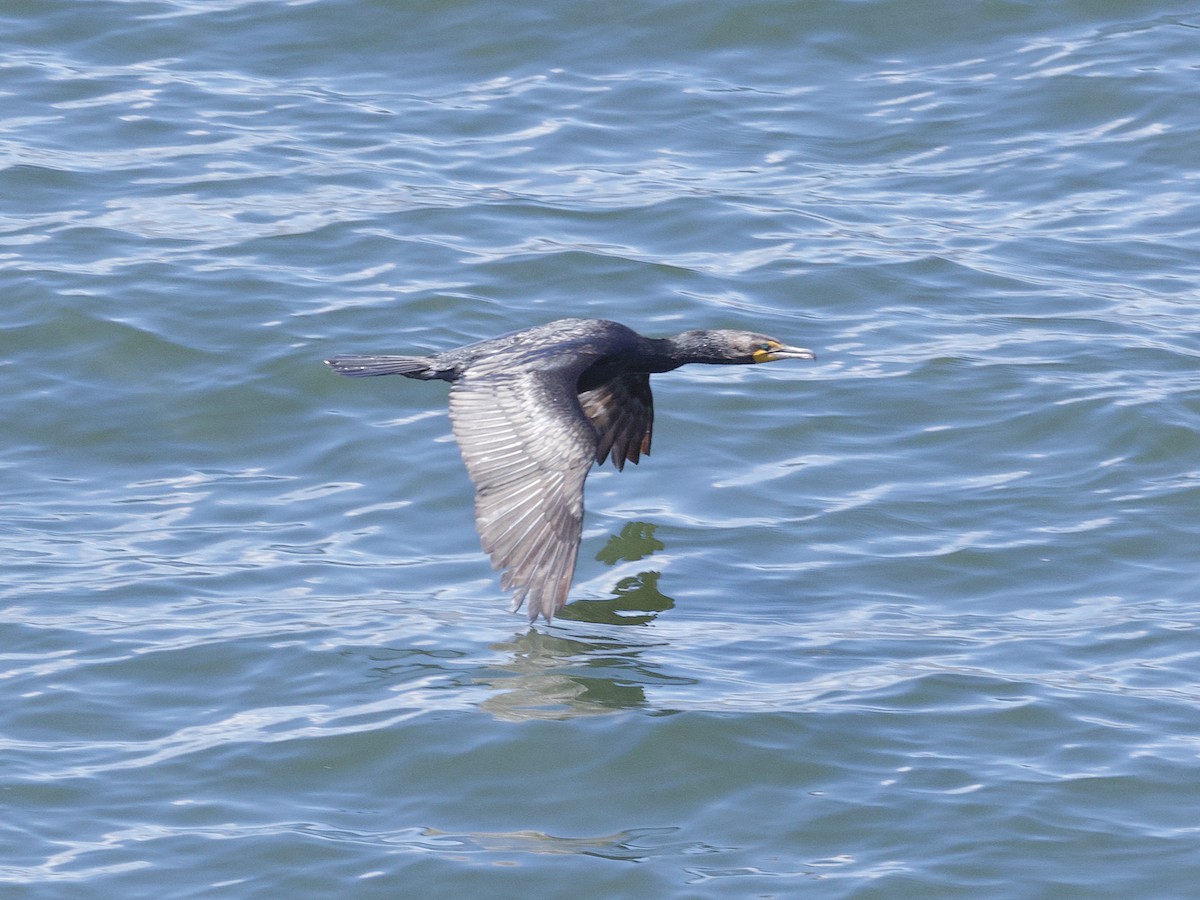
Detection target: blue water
<box><xmin>4</xmin><ymin>1</ymin><xmax>1200</xmax><ymax>896</ymax></box>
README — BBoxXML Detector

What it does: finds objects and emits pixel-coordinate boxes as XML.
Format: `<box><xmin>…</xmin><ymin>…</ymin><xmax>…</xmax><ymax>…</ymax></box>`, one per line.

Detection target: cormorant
<box><xmin>326</xmin><ymin>318</ymin><xmax>815</xmax><ymax>622</ymax></box>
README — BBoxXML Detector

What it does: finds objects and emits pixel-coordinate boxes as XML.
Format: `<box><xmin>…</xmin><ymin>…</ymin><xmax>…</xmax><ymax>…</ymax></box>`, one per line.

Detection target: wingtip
<box><xmin>510</xmin><ymin>585</ymin><xmax>564</xmax><ymax>623</ymax></box>
<box><xmin>516</xmin><ymin>595</ymin><xmax>557</xmax><ymax>623</ymax></box>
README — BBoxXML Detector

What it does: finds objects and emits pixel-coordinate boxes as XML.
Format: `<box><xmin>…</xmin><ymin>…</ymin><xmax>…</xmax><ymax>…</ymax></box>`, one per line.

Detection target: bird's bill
<box><xmin>753</xmin><ymin>343</ymin><xmax>817</xmax><ymax>363</ymax></box>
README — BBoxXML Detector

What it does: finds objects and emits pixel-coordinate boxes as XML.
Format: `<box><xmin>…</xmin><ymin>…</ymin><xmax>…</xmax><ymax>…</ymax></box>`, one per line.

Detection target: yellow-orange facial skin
<box><xmin>752</xmin><ymin>340</ymin><xmax>816</xmax><ymax>364</ymax></box>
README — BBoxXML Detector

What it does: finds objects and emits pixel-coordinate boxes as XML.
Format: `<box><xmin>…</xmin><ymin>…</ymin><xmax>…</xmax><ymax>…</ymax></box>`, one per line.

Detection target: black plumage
<box><xmin>326</xmin><ymin>317</ymin><xmax>815</xmax><ymax>622</ymax></box>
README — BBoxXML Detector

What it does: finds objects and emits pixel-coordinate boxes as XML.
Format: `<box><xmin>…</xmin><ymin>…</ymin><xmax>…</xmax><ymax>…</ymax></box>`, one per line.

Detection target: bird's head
<box><xmin>672</xmin><ymin>330</ymin><xmax>817</xmax><ymax>365</ymax></box>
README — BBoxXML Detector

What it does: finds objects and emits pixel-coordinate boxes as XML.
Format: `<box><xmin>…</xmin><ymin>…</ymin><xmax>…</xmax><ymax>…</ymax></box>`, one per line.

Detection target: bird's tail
<box><xmin>325</xmin><ymin>355</ymin><xmax>437</xmax><ymax>379</ymax></box>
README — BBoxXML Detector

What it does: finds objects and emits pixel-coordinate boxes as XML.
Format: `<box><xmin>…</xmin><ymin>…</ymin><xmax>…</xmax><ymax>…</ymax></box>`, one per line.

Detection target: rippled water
<box><xmin>4</xmin><ymin>0</ymin><xmax>1200</xmax><ymax>896</ymax></box>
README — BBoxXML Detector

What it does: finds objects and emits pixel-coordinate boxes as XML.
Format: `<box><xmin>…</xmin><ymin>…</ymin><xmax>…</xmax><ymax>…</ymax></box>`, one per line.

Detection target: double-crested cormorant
<box><xmin>326</xmin><ymin>318</ymin><xmax>815</xmax><ymax>622</ymax></box>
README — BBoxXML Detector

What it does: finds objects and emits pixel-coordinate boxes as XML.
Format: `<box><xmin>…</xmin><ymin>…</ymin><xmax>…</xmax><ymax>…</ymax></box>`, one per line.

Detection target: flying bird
<box><xmin>326</xmin><ymin>317</ymin><xmax>815</xmax><ymax>621</ymax></box>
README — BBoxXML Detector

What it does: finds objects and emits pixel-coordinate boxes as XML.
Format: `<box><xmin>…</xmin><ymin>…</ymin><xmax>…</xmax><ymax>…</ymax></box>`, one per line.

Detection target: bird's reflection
<box><xmin>558</xmin><ymin>521</ymin><xmax>673</xmax><ymax>624</ymax></box>
<box><xmin>553</xmin><ymin>570</ymin><xmax>672</xmax><ymax>625</ymax></box>
<box><xmin>594</xmin><ymin>521</ymin><xmax>665</xmax><ymax>565</ymax></box>
<box><xmin>476</xmin><ymin>522</ymin><xmax>693</xmax><ymax>720</ymax></box>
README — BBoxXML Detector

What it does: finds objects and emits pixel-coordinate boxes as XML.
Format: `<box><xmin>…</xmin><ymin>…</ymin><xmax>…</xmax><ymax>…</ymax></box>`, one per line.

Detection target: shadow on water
<box><xmin>475</xmin><ymin>522</ymin><xmax>692</xmax><ymax>720</ymax></box>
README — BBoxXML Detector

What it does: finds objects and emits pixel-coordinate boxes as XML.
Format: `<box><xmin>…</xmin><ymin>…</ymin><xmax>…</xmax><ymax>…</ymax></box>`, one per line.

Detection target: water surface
<box><xmin>3</xmin><ymin>1</ymin><xmax>1200</xmax><ymax>896</ymax></box>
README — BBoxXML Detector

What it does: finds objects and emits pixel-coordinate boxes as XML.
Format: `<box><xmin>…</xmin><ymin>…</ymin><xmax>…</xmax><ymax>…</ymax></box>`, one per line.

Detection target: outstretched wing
<box><xmin>448</xmin><ymin>371</ymin><xmax>598</xmax><ymax>621</ymax></box>
<box><xmin>578</xmin><ymin>373</ymin><xmax>653</xmax><ymax>470</ymax></box>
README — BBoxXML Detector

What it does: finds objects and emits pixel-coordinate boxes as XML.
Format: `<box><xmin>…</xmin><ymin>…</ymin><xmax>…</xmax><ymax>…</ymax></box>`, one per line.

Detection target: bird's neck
<box><xmin>636</xmin><ymin>336</ymin><xmax>693</xmax><ymax>372</ymax></box>
<box><xmin>650</xmin><ymin>332</ymin><xmax>739</xmax><ymax>368</ymax></box>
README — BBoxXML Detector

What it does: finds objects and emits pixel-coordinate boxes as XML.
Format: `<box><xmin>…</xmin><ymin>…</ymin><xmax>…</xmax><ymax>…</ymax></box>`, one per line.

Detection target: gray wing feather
<box><xmin>449</xmin><ymin>372</ymin><xmax>597</xmax><ymax>621</ymax></box>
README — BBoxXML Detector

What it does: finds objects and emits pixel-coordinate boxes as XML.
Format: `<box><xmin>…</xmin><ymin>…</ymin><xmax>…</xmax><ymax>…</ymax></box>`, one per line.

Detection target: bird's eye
<box><xmin>758</xmin><ymin>342</ymin><xmax>772</xmax><ymax>351</ymax></box>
